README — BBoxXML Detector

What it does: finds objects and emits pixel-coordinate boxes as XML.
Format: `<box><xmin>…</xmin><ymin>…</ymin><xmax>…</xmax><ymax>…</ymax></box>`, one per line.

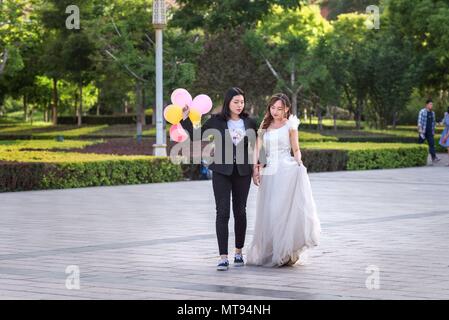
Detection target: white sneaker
<box><xmin>234</xmin><ymin>254</ymin><xmax>245</xmax><ymax>267</ymax></box>
<box><xmin>217</xmin><ymin>259</ymin><xmax>229</xmax><ymax>271</ymax></box>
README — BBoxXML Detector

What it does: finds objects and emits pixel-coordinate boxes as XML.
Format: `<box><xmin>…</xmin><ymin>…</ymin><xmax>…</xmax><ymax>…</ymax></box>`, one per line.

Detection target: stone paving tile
<box><xmin>0</xmin><ymin>164</ymin><xmax>448</xmax><ymax>299</ymax></box>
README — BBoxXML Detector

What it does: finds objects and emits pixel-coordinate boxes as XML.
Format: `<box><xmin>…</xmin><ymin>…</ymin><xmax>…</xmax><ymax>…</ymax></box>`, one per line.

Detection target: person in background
<box><xmin>438</xmin><ymin>106</ymin><xmax>449</xmax><ymax>166</ymax></box>
<box><xmin>418</xmin><ymin>99</ymin><xmax>440</xmax><ymax>164</ymax></box>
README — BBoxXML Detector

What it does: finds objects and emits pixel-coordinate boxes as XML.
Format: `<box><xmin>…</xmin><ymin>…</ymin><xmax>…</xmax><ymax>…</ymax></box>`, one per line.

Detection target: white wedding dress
<box><xmin>246</xmin><ymin>115</ymin><xmax>321</xmax><ymax>267</ymax></box>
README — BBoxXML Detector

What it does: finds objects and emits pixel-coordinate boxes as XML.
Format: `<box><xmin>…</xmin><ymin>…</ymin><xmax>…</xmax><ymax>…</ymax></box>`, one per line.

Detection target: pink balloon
<box><xmin>169</xmin><ymin>124</ymin><xmax>188</xmax><ymax>143</ymax></box>
<box><xmin>191</xmin><ymin>94</ymin><xmax>213</xmax><ymax>115</ymax></box>
<box><xmin>171</xmin><ymin>88</ymin><xmax>192</xmax><ymax>108</ymax></box>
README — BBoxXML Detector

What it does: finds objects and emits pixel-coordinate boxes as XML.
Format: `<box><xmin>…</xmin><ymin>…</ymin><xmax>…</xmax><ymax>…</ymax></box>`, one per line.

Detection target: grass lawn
<box><xmin>298</xmin><ymin>131</ymin><xmax>338</xmax><ymax>142</ymax></box>
<box><xmin>301</xmin><ymin>141</ymin><xmax>426</xmax><ymax>150</ymax></box>
<box><xmin>304</xmin><ymin>118</ymin><xmax>358</xmax><ymax>127</ymax></box>
<box><xmin>0</xmin><ymin>139</ymin><xmax>156</xmax><ymax>163</ymax></box>
<box><xmin>0</xmin><ymin>123</ymin><xmax>169</xmax><ymax>138</ymax></box>
<box><xmin>364</xmin><ymin>127</ymin><xmax>444</xmax><ymax>137</ymax></box>
<box><xmin>0</xmin><ymin>150</ymin><xmax>156</xmax><ymax>163</ymax></box>
<box><xmin>0</xmin><ymin>139</ymin><xmax>101</xmax><ymax>150</ymax></box>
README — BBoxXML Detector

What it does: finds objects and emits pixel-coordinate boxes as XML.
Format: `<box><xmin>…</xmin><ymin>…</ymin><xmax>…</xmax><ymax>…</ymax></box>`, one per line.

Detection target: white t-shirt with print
<box><xmin>227</xmin><ymin>119</ymin><xmax>246</xmax><ymax>146</ymax></box>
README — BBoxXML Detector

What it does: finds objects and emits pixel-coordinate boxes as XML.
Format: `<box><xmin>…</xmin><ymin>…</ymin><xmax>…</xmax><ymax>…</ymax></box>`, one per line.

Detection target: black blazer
<box><xmin>180</xmin><ymin>114</ymin><xmax>258</xmax><ymax>176</ymax></box>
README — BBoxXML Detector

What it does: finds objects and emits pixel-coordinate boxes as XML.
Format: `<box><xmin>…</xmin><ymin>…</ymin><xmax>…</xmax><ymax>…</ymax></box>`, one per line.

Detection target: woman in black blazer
<box><xmin>181</xmin><ymin>87</ymin><xmax>258</xmax><ymax>271</ymax></box>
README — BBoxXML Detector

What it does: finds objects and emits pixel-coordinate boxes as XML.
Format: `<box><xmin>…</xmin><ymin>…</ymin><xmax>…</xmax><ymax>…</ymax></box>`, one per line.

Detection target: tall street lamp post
<box><xmin>152</xmin><ymin>0</ymin><xmax>167</xmax><ymax>156</ymax></box>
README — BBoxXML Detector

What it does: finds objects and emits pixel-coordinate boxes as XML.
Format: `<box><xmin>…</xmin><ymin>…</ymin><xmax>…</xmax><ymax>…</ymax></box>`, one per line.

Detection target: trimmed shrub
<box><xmin>301</xmin><ymin>149</ymin><xmax>348</xmax><ymax>172</ymax></box>
<box><xmin>299</xmin><ymin>131</ymin><xmax>338</xmax><ymax>142</ymax></box>
<box><xmin>337</xmin><ymin>136</ymin><xmax>418</xmax><ymax>143</ymax></box>
<box><xmin>300</xmin><ymin>123</ymin><xmax>363</xmax><ymax>131</ymax></box>
<box><xmin>0</xmin><ymin>157</ymin><xmax>182</xmax><ymax>192</ymax></box>
<box><xmin>346</xmin><ymin>146</ymin><xmax>428</xmax><ymax>170</ymax></box>
<box><xmin>0</xmin><ymin>141</ymin><xmax>429</xmax><ymax>191</ymax></box>
<box><xmin>180</xmin><ymin>145</ymin><xmax>426</xmax><ymax>180</ymax></box>
<box><xmin>301</xmin><ymin>143</ymin><xmax>428</xmax><ymax>171</ymax></box>
<box><xmin>0</xmin><ymin>161</ymin><xmax>46</xmax><ymax>191</ymax></box>
<box><xmin>57</xmin><ymin>115</ymin><xmax>153</xmax><ymax>125</ymax></box>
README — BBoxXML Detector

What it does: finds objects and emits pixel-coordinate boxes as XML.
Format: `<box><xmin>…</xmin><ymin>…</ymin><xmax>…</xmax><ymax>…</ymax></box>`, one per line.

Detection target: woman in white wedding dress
<box><xmin>246</xmin><ymin>93</ymin><xmax>321</xmax><ymax>267</ymax></box>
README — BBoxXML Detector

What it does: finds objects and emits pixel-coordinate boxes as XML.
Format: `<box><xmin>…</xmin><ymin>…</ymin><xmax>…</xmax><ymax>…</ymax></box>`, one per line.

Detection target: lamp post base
<box><xmin>153</xmin><ymin>143</ymin><xmax>167</xmax><ymax>157</ymax></box>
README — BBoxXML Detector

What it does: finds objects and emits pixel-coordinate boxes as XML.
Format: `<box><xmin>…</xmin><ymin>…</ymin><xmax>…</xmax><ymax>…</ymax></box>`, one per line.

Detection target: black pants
<box><xmin>212</xmin><ymin>165</ymin><xmax>252</xmax><ymax>256</ymax></box>
<box><xmin>420</xmin><ymin>132</ymin><xmax>436</xmax><ymax>159</ymax></box>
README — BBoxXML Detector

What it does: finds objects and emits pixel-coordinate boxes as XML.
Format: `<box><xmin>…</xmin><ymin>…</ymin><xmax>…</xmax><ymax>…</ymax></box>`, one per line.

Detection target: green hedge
<box><xmin>337</xmin><ymin>136</ymin><xmax>447</xmax><ymax>153</ymax></box>
<box><xmin>346</xmin><ymin>147</ymin><xmax>427</xmax><ymax>170</ymax></box>
<box><xmin>0</xmin><ymin>158</ymin><xmax>182</xmax><ymax>192</ymax></box>
<box><xmin>57</xmin><ymin>115</ymin><xmax>153</xmax><ymax>125</ymax></box>
<box><xmin>301</xmin><ymin>149</ymin><xmax>349</xmax><ymax>172</ymax></box>
<box><xmin>437</xmin><ymin>144</ymin><xmax>447</xmax><ymax>153</ymax></box>
<box><xmin>180</xmin><ymin>150</ymin><xmax>348</xmax><ymax>180</ymax></box>
<box><xmin>182</xmin><ymin>145</ymin><xmax>427</xmax><ymax>179</ymax></box>
<box><xmin>301</xmin><ymin>143</ymin><xmax>428</xmax><ymax>171</ymax></box>
<box><xmin>300</xmin><ymin>123</ymin><xmax>363</xmax><ymax>131</ymax></box>
<box><xmin>337</xmin><ymin>136</ymin><xmax>418</xmax><ymax>143</ymax></box>
<box><xmin>0</xmin><ymin>144</ymin><xmax>429</xmax><ymax>191</ymax></box>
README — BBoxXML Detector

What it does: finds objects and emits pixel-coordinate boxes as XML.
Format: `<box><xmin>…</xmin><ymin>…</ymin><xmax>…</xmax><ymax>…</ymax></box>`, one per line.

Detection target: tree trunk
<box><xmin>23</xmin><ymin>95</ymin><xmax>28</xmax><ymax>122</ymax></box>
<box><xmin>356</xmin><ymin>112</ymin><xmax>362</xmax><ymax>130</ymax></box>
<box><xmin>152</xmin><ymin>103</ymin><xmax>156</xmax><ymax>126</ymax></box>
<box><xmin>73</xmin><ymin>90</ymin><xmax>78</xmax><ymax>117</ymax></box>
<box><xmin>96</xmin><ymin>88</ymin><xmax>101</xmax><ymax>116</ymax></box>
<box><xmin>333</xmin><ymin>106</ymin><xmax>337</xmax><ymax>132</ymax></box>
<box><xmin>52</xmin><ymin>78</ymin><xmax>58</xmax><ymax>125</ymax></box>
<box><xmin>392</xmin><ymin>112</ymin><xmax>398</xmax><ymax>129</ymax></box>
<box><xmin>355</xmin><ymin>99</ymin><xmax>363</xmax><ymax>130</ymax></box>
<box><xmin>136</xmin><ymin>82</ymin><xmax>143</xmax><ymax>143</ymax></box>
<box><xmin>291</xmin><ymin>92</ymin><xmax>298</xmax><ymax>117</ymax></box>
<box><xmin>381</xmin><ymin>118</ymin><xmax>387</xmax><ymax>130</ymax></box>
<box><xmin>78</xmin><ymin>83</ymin><xmax>83</xmax><ymax>126</ymax></box>
<box><xmin>124</xmin><ymin>100</ymin><xmax>129</xmax><ymax>114</ymax></box>
<box><xmin>290</xmin><ymin>65</ymin><xmax>298</xmax><ymax>116</ymax></box>
<box><xmin>317</xmin><ymin>107</ymin><xmax>323</xmax><ymax>132</ymax></box>
<box><xmin>141</xmin><ymin>86</ymin><xmax>146</xmax><ymax>126</ymax></box>
<box><xmin>0</xmin><ymin>49</ymin><xmax>8</xmax><ymax>75</ymax></box>
<box><xmin>309</xmin><ymin>107</ymin><xmax>312</xmax><ymax>125</ymax></box>
<box><xmin>343</xmin><ymin>86</ymin><xmax>357</xmax><ymax>129</ymax></box>
<box><xmin>44</xmin><ymin>104</ymin><xmax>49</xmax><ymax>122</ymax></box>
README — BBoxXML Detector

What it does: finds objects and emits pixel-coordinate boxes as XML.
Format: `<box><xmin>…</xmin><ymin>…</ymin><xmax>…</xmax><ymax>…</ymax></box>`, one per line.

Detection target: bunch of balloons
<box><xmin>164</xmin><ymin>88</ymin><xmax>213</xmax><ymax>143</ymax></box>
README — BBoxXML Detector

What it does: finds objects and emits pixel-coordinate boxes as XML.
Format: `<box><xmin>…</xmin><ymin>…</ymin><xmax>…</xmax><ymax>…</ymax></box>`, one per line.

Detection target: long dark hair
<box><xmin>219</xmin><ymin>87</ymin><xmax>249</xmax><ymax>120</ymax></box>
<box><xmin>260</xmin><ymin>93</ymin><xmax>292</xmax><ymax>130</ymax></box>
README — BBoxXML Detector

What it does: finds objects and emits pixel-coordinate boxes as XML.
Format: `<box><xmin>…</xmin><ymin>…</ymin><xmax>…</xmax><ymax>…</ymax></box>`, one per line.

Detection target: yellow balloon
<box><xmin>164</xmin><ymin>104</ymin><xmax>183</xmax><ymax>125</ymax></box>
<box><xmin>189</xmin><ymin>108</ymin><xmax>202</xmax><ymax>127</ymax></box>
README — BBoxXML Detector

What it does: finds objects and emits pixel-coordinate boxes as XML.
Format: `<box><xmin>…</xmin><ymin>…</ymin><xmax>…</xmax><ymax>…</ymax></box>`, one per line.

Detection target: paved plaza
<box><xmin>0</xmin><ymin>154</ymin><xmax>448</xmax><ymax>300</ymax></box>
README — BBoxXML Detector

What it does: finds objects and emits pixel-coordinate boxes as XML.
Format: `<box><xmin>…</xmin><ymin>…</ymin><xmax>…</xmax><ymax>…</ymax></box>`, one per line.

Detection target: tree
<box><xmin>172</xmin><ymin>0</ymin><xmax>305</xmax><ymax>33</ymax></box>
<box><xmin>323</xmin><ymin>0</ymin><xmax>381</xmax><ymax>20</ymax></box>
<box><xmin>245</xmin><ymin>4</ymin><xmax>331</xmax><ymax>116</ymax></box>
<box><xmin>193</xmin><ymin>27</ymin><xmax>277</xmax><ymax>119</ymax></box>
<box><xmin>38</xmin><ymin>0</ymin><xmax>96</xmax><ymax>126</ymax></box>
<box><xmin>62</xmin><ymin>32</ymin><xmax>96</xmax><ymax>126</ymax></box>
<box><xmin>387</xmin><ymin>0</ymin><xmax>449</xmax><ymax>113</ymax></box>
<box><xmin>1</xmin><ymin>0</ymin><xmax>45</xmax><ymax>122</ymax></box>
<box><xmin>39</xmin><ymin>35</ymin><xmax>65</xmax><ymax>124</ymax></box>
<box><xmin>0</xmin><ymin>0</ymin><xmax>29</xmax><ymax>77</ymax></box>
<box><xmin>90</xmin><ymin>0</ymin><xmax>200</xmax><ymax>137</ymax></box>
<box><xmin>323</xmin><ymin>13</ymin><xmax>372</xmax><ymax>130</ymax></box>
<box><xmin>3</xmin><ymin>42</ymin><xmax>42</xmax><ymax>121</ymax></box>
<box><xmin>306</xmin><ymin>38</ymin><xmax>339</xmax><ymax>130</ymax></box>
<box><xmin>364</xmin><ymin>27</ymin><xmax>416</xmax><ymax>128</ymax></box>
